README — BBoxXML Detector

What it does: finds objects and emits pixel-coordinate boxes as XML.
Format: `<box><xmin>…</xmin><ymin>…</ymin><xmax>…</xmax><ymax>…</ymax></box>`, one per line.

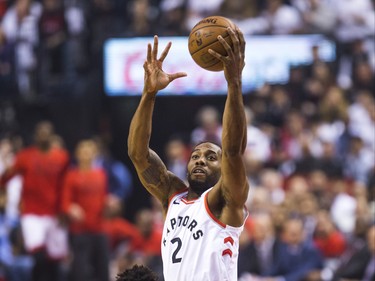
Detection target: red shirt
<box><xmin>102</xmin><ymin>218</ymin><xmax>162</xmax><ymax>256</ymax></box>
<box><xmin>314</xmin><ymin>231</ymin><xmax>346</xmax><ymax>258</ymax></box>
<box><xmin>1</xmin><ymin>146</ymin><xmax>69</xmax><ymax>215</ymax></box>
<box><xmin>141</xmin><ymin>227</ymin><xmax>162</xmax><ymax>256</ymax></box>
<box><xmin>61</xmin><ymin>168</ymin><xmax>107</xmax><ymax>233</ymax></box>
<box><xmin>102</xmin><ymin>218</ymin><xmax>143</xmax><ymax>250</ymax></box>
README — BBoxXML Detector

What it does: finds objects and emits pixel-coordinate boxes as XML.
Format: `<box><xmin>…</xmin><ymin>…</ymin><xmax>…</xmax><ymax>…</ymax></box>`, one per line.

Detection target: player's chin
<box><xmin>188</xmin><ymin>177</ymin><xmax>211</xmax><ymax>191</ymax></box>
<box><xmin>189</xmin><ymin>174</ymin><xmax>207</xmax><ymax>183</ymax></box>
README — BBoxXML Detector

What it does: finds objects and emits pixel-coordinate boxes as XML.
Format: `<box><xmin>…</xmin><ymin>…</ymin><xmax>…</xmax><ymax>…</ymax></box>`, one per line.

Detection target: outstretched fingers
<box><xmin>159</xmin><ymin>42</ymin><xmax>172</xmax><ymax>62</ymax></box>
<box><xmin>152</xmin><ymin>35</ymin><xmax>159</xmax><ymax>61</ymax></box>
<box><xmin>150</xmin><ymin>35</ymin><xmax>173</xmax><ymax>63</ymax></box>
<box><xmin>146</xmin><ymin>43</ymin><xmax>152</xmax><ymax>63</ymax></box>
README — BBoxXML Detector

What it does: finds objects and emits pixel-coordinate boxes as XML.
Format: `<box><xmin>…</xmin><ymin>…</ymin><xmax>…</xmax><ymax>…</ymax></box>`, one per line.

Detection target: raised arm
<box><xmin>127</xmin><ymin>36</ymin><xmax>187</xmax><ymax>209</ymax></box>
<box><xmin>209</xmin><ymin>27</ymin><xmax>249</xmax><ymax>227</ymax></box>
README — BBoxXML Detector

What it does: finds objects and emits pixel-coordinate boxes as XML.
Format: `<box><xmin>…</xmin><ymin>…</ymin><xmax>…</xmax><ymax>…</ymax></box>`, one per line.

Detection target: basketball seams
<box><xmin>191</xmin><ymin>24</ymin><xmax>230</xmax><ymax>33</ymax></box>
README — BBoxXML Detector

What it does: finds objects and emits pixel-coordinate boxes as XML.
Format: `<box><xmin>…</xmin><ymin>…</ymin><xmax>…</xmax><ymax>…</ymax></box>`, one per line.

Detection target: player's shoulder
<box><xmin>17</xmin><ymin>146</ymin><xmax>37</xmax><ymax>158</ymax></box>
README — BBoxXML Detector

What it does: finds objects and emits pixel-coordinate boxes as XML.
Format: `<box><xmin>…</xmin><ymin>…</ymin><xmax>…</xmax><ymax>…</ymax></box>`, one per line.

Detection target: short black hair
<box><xmin>193</xmin><ymin>140</ymin><xmax>222</xmax><ymax>150</ymax></box>
<box><xmin>116</xmin><ymin>265</ymin><xmax>158</xmax><ymax>281</ymax></box>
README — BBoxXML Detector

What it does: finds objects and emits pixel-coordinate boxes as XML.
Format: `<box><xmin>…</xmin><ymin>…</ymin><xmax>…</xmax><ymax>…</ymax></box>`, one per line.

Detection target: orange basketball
<box><xmin>188</xmin><ymin>16</ymin><xmax>237</xmax><ymax>72</ymax></box>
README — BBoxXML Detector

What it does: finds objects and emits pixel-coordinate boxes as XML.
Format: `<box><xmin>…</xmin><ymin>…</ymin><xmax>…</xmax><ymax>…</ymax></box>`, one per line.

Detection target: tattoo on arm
<box><xmin>140</xmin><ymin>151</ymin><xmax>168</xmax><ymax>186</ymax></box>
<box><xmin>142</xmin><ymin>165</ymin><xmax>161</xmax><ymax>185</ymax></box>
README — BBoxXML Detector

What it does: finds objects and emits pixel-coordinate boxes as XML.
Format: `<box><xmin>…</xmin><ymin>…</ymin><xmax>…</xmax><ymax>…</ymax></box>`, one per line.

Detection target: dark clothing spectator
<box><xmin>238</xmin><ymin>238</ymin><xmax>284</xmax><ymax>277</ymax></box>
<box><xmin>332</xmin><ymin>239</ymin><xmax>373</xmax><ymax>281</ymax></box>
<box><xmin>270</xmin><ymin>240</ymin><xmax>324</xmax><ymax>281</ymax></box>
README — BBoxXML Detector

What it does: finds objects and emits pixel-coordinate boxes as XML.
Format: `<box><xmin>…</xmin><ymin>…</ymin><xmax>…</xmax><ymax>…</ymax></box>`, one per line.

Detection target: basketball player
<box><xmin>128</xmin><ymin>27</ymin><xmax>248</xmax><ymax>281</ymax></box>
<box><xmin>0</xmin><ymin>121</ymin><xmax>70</xmax><ymax>281</ymax></box>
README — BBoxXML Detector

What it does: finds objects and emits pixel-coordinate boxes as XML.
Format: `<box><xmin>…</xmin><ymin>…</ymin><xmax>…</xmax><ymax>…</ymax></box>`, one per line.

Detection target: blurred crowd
<box><xmin>0</xmin><ymin>0</ymin><xmax>374</xmax><ymax>281</ymax></box>
<box><xmin>0</xmin><ymin>0</ymin><xmax>374</xmax><ymax>99</ymax></box>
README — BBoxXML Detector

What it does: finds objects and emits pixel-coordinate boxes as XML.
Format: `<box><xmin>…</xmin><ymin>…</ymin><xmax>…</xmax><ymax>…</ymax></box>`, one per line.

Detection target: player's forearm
<box><xmin>128</xmin><ymin>92</ymin><xmax>156</xmax><ymax>161</ymax></box>
<box><xmin>222</xmin><ymin>82</ymin><xmax>247</xmax><ymax>155</ymax></box>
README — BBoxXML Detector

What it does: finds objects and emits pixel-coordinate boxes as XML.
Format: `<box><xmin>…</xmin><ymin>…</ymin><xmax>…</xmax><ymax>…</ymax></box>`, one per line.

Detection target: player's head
<box><xmin>116</xmin><ymin>264</ymin><xmax>158</xmax><ymax>281</ymax></box>
<box><xmin>33</xmin><ymin>120</ymin><xmax>55</xmax><ymax>149</ymax></box>
<box><xmin>75</xmin><ymin>139</ymin><xmax>98</xmax><ymax>166</ymax></box>
<box><xmin>187</xmin><ymin>141</ymin><xmax>222</xmax><ymax>195</ymax></box>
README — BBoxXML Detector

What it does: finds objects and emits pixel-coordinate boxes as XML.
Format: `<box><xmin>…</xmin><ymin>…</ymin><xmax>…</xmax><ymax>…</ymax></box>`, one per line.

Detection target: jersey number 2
<box><xmin>171</xmin><ymin>237</ymin><xmax>182</xmax><ymax>263</ymax></box>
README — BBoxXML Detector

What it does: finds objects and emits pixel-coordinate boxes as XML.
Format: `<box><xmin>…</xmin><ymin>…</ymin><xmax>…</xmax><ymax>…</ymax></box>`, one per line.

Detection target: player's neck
<box><xmin>186</xmin><ymin>188</ymin><xmax>205</xmax><ymax>200</ymax></box>
<box><xmin>37</xmin><ymin>143</ymin><xmax>51</xmax><ymax>153</ymax></box>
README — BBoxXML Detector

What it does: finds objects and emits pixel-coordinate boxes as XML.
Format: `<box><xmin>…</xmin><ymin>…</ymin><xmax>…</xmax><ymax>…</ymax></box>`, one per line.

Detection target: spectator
<box><xmin>246</xmin><ymin>187</ymin><xmax>273</xmax><ymax>215</ymax></box>
<box><xmin>164</xmin><ymin>136</ymin><xmax>190</xmax><ymax>182</ymax></box>
<box><xmin>292</xmin><ymin>0</ymin><xmax>336</xmax><ymax>35</ymax></box>
<box><xmin>270</xmin><ymin>217</ymin><xmax>324</xmax><ymax>281</ymax></box>
<box><xmin>343</xmin><ymin>135</ymin><xmax>374</xmax><ymax>185</ymax></box>
<box><xmin>283</xmin><ymin>175</ymin><xmax>310</xmax><ymax>213</ymax></box>
<box><xmin>331</xmin><ymin>223</ymin><xmax>375</xmax><ymax>281</ymax></box>
<box><xmin>190</xmin><ymin>105</ymin><xmax>222</xmax><ymax>146</ymax></box>
<box><xmin>158</xmin><ymin>0</ymin><xmax>189</xmax><ymax>36</ymax></box>
<box><xmin>238</xmin><ymin>212</ymin><xmax>283</xmax><ymax>279</ymax></box>
<box><xmin>352</xmin><ymin>59</ymin><xmax>375</xmax><ymax>93</ymax></box>
<box><xmin>244</xmin><ymin>106</ymin><xmax>272</xmax><ymax>164</ymax></box>
<box><xmin>313</xmin><ymin>140</ymin><xmax>344</xmax><ymax>179</ymax></box>
<box><xmin>278</xmin><ymin>110</ymin><xmax>306</xmax><ymax>162</ymax></box>
<box><xmin>261</xmin><ymin>0</ymin><xmax>303</xmax><ymax>35</ymax></box>
<box><xmin>258</xmin><ymin>169</ymin><xmax>285</xmax><ymax>205</ymax></box>
<box><xmin>348</xmin><ymin>91</ymin><xmax>375</xmax><ymax>154</ymax></box>
<box><xmin>304</xmin><ymin>61</ymin><xmax>334</xmax><ymax>104</ymax></box>
<box><xmin>0</xmin><ymin>0</ymin><xmax>42</xmax><ymax>98</ymax></box>
<box><xmin>332</xmin><ymin>0</ymin><xmax>375</xmax><ymax>88</ymax></box>
<box><xmin>0</xmin><ymin>189</ymin><xmax>33</xmax><ymax>281</ymax></box>
<box><xmin>264</xmin><ymin>86</ymin><xmax>291</xmax><ymax>128</ymax></box>
<box><xmin>235</xmin><ymin>0</ymin><xmax>303</xmax><ymax>35</ymax></box>
<box><xmin>61</xmin><ymin>139</ymin><xmax>110</xmax><ymax>281</ymax></box>
<box><xmin>94</xmin><ymin>136</ymin><xmax>134</xmax><ymax>217</ymax></box>
<box><xmin>313</xmin><ymin>210</ymin><xmax>346</xmax><ymax>259</ymax></box>
<box><xmin>38</xmin><ymin>0</ymin><xmax>69</xmax><ymax>80</ymax></box>
<box><xmin>133</xmin><ymin>208</ymin><xmax>163</xmax><ymax>280</ymax></box>
<box><xmin>124</xmin><ymin>0</ymin><xmax>159</xmax><ymax>37</ymax></box>
<box><xmin>218</xmin><ymin>0</ymin><xmax>259</xmax><ymax>22</ymax></box>
<box><xmin>306</xmin><ymin>169</ymin><xmax>333</xmax><ymax>210</ymax></box>
<box><xmin>297</xmin><ymin>193</ymin><xmax>319</xmax><ymax>240</ymax></box>
<box><xmin>0</xmin><ymin>136</ymin><xmax>23</xmax><ymax>221</ymax></box>
<box><xmin>318</xmin><ymin>86</ymin><xmax>348</xmax><ymax>138</ymax></box>
<box><xmin>104</xmin><ymin>207</ymin><xmax>164</xmax><ymax>281</ymax></box>
<box><xmin>332</xmin><ymin>0</ymin><xmax>374</xmax><ymax>53</ymax></box>
<box><xmin>330</xmin><ymin>179</ymin><xmax>357</xmax><ymax>238</ymax></box>
<box><xmin>101</xmin><ymin>214</ymin><xmax>144</xmax><ymax>280</ymax></box>
<box><xmin>184</xmin><ymin>0</ymin><xmax>225</xmax><ymax>31</ymax></box>
<box><xmin>0</xmin><ymin>120</ymin><xmax>70</xmax><ymax>281</ymax></box>
<box><xmin>0</xmin><ymin>25</ymin><xmax>18</xmax><ymax>96</ymax></box>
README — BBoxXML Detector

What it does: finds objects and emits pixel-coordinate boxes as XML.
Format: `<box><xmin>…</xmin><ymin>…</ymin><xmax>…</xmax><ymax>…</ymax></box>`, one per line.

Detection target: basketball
<box><xmin>188</xmin><ymin>16</ymin><xmax>237</xmax><ymax>72</ymax></box>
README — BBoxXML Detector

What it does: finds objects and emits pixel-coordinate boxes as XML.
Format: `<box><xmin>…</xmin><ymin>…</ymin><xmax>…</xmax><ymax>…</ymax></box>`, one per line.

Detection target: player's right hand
<box><xmin>68</xmin><ymin>203</ymin><xmax>85</xmax><ymax>222</ymax></box>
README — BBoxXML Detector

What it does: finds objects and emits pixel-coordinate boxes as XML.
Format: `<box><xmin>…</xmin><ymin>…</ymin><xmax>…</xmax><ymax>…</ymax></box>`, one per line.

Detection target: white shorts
<box><xmin>21</xmin><ymin>214</ymin><xmax>69</xmax><ymax>259</ymax></box>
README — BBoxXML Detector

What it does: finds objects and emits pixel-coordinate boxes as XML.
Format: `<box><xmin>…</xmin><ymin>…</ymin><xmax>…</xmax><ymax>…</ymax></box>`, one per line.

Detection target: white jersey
<box><xmin>161</xmin><ymin>188</ymin><xmax>246</xmax><ymax>281</ymax></box>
